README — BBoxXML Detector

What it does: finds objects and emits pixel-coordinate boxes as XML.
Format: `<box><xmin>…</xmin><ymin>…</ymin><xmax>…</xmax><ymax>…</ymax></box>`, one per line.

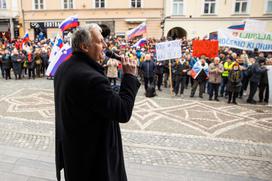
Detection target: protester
<box><xmin>163</xmin><ymin>60</ymin><xmax>170</xmax><ymax>88</ymax></box>
<box><xmin>106</xmin><ymin>57</ymin><xmax>119</xmax><ymax>85</ymax></box>
<box><xmin>140</xmin><ymin>53</ymin><xmax>156</xmax><ymax>91</ymax></box>
<box><xmin>27</xmin><ymin>49</ymin><xmax>35</xmax><ymax>79</ymax></box>
<box><xmin>220</xmin><ymin>56</ymin><xmax>234</xmax><ymax>97</ymax></box>
<box><xmin>173</xmin><ymin>57</ymin><xmax>189</xmax><ymax>97</ymax></box>
<box><xmin>0</xmin><ymin>49</ymin><xmax>4</xmax><ymax>78</ymax></box>
<box><xmin>41</xmin><ymin>48</ymin><xmax>49</xmax><ymax>76</ymax></box>
<box><xmin>190</xmin><ymin>58</ymin><xmax>209</xmax><ymax>98</ymax></box>
<box><xmin>155</xmin><ymin>61</ymin><xmax>164</xmax><ymax>91</ymax></box>
<box><xmin>259</xmin><ymin>63</ymin><xmax>269</xmax><ymax>103</ymax></box>
<box><xmin>186</xmin><ymin>54</ymin><xmax>196</xmax><ymax>88</ymax></box>
<box><xmin>208</xmin><ymin>57</ymin><xmax>224</xmax><ymax>101</ymax></box>
<box><xmin>238</xmin><ymin>54</ymin><xmax>249</xmax><ymax>98</ymax></box>
<box><xmin>33</xmin><ymin>49</ymin><xmax>42</xmax><ymax>77</ymax></box>
<box><xmin>11</xmin><ymin>49</ymin><xmax>24</xmax><ymax>79</ymax></box>
<box><xmin>2</xmin><ymin>49</ymin><xmax>11</xmax><ymax>80</ymax></box>
<box><xmin>227</xmin><ymin>62</ymin><xmax>242</xmax><ymax>104</ymax></box>
<box><xmin>54</xmin><ymin>24</ymin><xmax>140</xmax><ymax>181</ymax></box>
<box><xmin>247</xmin><ymin>57</ymin><xmax>268</xmax><ymax>104</ymax></box>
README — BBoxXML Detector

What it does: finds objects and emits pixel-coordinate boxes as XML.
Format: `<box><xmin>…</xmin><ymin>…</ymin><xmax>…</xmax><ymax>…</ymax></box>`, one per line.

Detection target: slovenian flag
<box><xmin>190</xmin><ymin>61</ymin><xmax>209</xmax><ymax>79</ymax></box>
<box><xmin>228</xmin><ymin>22</ymin><xmax>245</xmax><ymax>30</ymax></box>
<box><xmin>22</xmin><ymin>32</ymin><xmax>30</xmax><ymax>43</ymax></box>
<box><xmin>127</xmin><ymin>22</ymin><xmax>147</xmax><ymax>40</ymax></box>
<box><xmin>48</xmin><ymin>35</ymin><xmax>63</xmax><ymax>63</ymax></box>
<box><xmin>59</xmin><ymin>15</ymin><xmax>79</xmax><ymax>32</ymax></box>
<box><xmin>46</xmin><ymin>44</ymin><xmax>72</xmax><ymax>77</ymax></box>
<box><xmin>132</xmin><ymin>37</ymin><xmax>147</xmax><ymax>47</ymax></box>
<box><xmin>56</xmin><ymin>38</ymin><xmax>63</xmax><ymax>48</ymax></box>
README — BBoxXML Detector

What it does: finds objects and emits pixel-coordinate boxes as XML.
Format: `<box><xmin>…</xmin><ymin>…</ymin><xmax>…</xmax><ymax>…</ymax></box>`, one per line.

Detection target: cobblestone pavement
<box><xmin>0</xmin><ymin>78</ymin><xmax>271</xmax><ymax>181</ymax></box>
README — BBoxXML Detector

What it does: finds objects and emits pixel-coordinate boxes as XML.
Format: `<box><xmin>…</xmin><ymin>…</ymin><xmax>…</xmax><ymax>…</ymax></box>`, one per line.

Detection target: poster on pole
<box><xmin>156</xmin><ymin>40</ymin><xmax>182</xmax><ymax>61</ymax></box>
<box><xmin>218</xmin><ymin>28</ymin><xmax>272</xmax><ymax>52</ymax></box>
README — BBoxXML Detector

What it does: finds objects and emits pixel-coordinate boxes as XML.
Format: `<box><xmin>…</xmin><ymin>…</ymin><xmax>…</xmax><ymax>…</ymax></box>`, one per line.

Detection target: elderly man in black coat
<box><xmin>54</xmin><ymin>24</ymin><xmax>140</xmax><ymax>181</ymax></box>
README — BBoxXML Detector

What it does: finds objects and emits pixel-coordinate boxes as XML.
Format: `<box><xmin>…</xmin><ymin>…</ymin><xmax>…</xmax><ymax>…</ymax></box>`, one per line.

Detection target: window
<box><xmin>95</xmin><ymin>0</ymin><xmax>105</xmax><ymax>8</ymax></box>
<box><xmin>266</xmin><ymin>0</ymin><xmax>272</xmax><ymax>13</ymax></box>
<box><xmin>234</xmin><ymin>0</ymin><xmax>248</xmax><ymax>14</ymax></box>
<box><xmin>34</xmin><ymin>0</ymin><xmax>44</xmax><ymax>10</ymax></box>
<box><xmin>203</xmin><ymin>0</ymin><xmax>216</xmax><ymax>14</ymax></box>
<box><xmin>0</xmin><ymin>0</ymin><xmax>7</xmax><ymax>9</ymax></box>
<box><xmin>172</xmin><ymin>0</ymin><xmax>183</xmax><ymax>15</ymax></box>
<box><xmin>131</xmin><ymin>0</ymin><xmax>141</xmax><ymax>8</ymax></box>
<box><xmin>64</xmin><ymin>0</ymin><xmax>73</xmax><ymax>9</ymax></box>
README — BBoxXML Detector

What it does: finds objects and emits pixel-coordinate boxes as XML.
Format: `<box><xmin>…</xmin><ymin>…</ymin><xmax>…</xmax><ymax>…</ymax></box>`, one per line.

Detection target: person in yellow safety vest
<box><xmin>220</xmin><ymin>56</ymin><xmax>235</xmax><ymax>97</ymax></box>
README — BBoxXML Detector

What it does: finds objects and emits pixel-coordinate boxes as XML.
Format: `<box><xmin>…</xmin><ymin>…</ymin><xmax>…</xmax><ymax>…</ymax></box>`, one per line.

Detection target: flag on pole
<box><xmin>132</xmin><ymin>37</ymin><xmax>147</xmax><ymax>47</ymax></box>
<box><xmin>59</xmin><ymin>15</ymin><xmax>79</xmax><ymax>32</ymax></box>
<box><xmin>127</xmin><ymin>22</ymin><xmax>147</xmax><ymax>40</ymax></box>
<box><xmin>22</xmin><ymin>32</ymin><xmax>30</xmax><ymax>43</ymax></box>
<box><xmin>46</xmin><ymin>44</ymin><xmax>72</xmax><ymax>77</ymax></box>
<box><xmin>228</xmin><ymin>22</ymin><xmax>245</xmax><ymax>30</ymax></box>
<box><xmin>49</xmin><ymin>35</ymin><xmax>63</xmax><ymax>63</ymax></box>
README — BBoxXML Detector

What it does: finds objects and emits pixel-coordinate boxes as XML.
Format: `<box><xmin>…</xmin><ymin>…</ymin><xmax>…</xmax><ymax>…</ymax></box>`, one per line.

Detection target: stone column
<box><xmin>10</xmin><ymin>18</ymin><xmax>14</xmax><ymax>40</ymax></box>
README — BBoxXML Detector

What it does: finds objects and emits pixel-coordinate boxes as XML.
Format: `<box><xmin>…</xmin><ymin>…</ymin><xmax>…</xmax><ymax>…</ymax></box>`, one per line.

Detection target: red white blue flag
<box><xmin>46</xmin><ymin>44</ymin><xmax>72</xmax><ymax>77</ymax></box>
<box><xmin>22</xmin><ymin>32</ymin><xmax>30</xmax><ymax>43</ymax></box>
<box><xmin>127</xmin><ymin>22</ymin><xmax>147</xmax><ymax>40</ymax></box>
<box><xmin>132</xmin><ymin>37</ymin><xmax>147</xmax><ymax>47</ymax></box>
<box><xmin>228</xmin><ymin>22</ymin><xmax>245</xmax><ymax>30</ymax></box>
<box><xmin>59</xmin><ymin>15</ymin><xmax>79</xmax><ymax>32</ymax></box>
<box><xmin>49</xmin><ymin>35</ymin><xmax>63</xmax><ymax>63</ymax></box>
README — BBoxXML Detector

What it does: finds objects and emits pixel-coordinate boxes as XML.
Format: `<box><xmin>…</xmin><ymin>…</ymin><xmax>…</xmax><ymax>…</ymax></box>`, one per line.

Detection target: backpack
<box><xmin>145</xmin><ymin>82</ymin><xmax>156</xmax><ymax>98</ymax></box>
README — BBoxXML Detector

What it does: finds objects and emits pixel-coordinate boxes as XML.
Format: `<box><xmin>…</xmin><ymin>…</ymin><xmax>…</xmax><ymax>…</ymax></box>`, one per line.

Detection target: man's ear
<box><xmin>80</xmin><ymin>43</ymin><xmax>89</xmax><ymax>53</ymax></box>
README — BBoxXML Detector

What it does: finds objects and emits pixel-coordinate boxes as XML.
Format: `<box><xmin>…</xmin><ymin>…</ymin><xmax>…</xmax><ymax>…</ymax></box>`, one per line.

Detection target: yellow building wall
<box><xmin>165</xmin><ymin>0</ymin><xmax>269</xmax><ymax>17</ymax></box>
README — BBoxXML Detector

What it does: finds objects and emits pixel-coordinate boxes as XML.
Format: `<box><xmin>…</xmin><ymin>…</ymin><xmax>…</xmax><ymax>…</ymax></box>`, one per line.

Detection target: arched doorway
<box><xmin>167</xmin><ymin>27</ymin><xmax>187</xmax><ymax>40</ymax></box>
<box><xmin>99</xmin><ymin>24</ymin><xmax>111</xmax><ymax>38</ymax></box>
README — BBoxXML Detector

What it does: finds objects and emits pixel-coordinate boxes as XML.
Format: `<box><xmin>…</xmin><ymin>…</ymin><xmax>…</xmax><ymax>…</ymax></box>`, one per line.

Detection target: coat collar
<box><xmin>72</xmin><ymin>51</ymin><xmax>105</xmax><ymax>75</ymax></box>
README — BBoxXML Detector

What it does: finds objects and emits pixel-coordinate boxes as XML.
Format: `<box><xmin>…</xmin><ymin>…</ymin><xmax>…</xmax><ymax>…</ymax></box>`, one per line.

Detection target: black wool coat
<box><xmin>54</xmin><ymin>52</ymin><xmax>140</xmax><ymax>181</ymax></box>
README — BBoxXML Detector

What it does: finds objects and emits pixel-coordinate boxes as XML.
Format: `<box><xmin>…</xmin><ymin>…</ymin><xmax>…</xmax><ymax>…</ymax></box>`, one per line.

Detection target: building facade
<box><xmin>0</xmin><ymin>0</ymin><xmax>21</xmax><ymax>40</ymax></box>
<box><xmin>21</xmin><ymin>0</ymin><xmax>163</xmax><ymax>40</ymax></box>
<box><xmin>163</xmin><ymin>0</ymin><xmax>272</xmax><ymax>39</ymax></box>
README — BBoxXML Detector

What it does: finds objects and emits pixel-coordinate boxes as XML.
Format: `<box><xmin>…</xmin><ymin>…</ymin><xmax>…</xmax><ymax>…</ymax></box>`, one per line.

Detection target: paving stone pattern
<box><xmin>0</xmin><ymin>78</ymin><xmax>271</xmax><ymax>181</ymax></box>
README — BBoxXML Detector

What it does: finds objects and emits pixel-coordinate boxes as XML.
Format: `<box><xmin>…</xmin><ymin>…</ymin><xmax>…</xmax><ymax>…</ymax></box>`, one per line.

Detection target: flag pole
<box><xmin>169</xmin><ymin>60</ymin><xmax>173</xmax><ymax>96</ymax></box>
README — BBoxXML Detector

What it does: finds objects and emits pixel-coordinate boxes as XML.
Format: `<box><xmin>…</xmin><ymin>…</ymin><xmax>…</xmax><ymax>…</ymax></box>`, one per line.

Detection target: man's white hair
<box><xmin>71</xmin><ymin>24</ymin><xmax>102</xmax><ymax>52</ymax></box>
<box><xmin>214</xmin><ymin>57</ymin><xmax>220</xmax><ymax>61</ymax></box>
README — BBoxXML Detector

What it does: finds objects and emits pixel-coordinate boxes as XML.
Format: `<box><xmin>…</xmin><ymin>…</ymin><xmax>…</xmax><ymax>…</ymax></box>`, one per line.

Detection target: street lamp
<box><xmin>160</xmin><ymin>16</ymin><xmax>171</xmax><ymax>40</ymax></box>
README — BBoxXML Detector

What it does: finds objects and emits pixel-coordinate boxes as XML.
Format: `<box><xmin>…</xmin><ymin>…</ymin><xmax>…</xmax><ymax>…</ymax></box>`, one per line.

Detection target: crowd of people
<box><xmin>0</xmin><ymin>35</ymin><xmax>271</xmax><ymax>105</ymax></box>
<box><xmin>0</xmin><ymin>39</ymin><xmax>51</xmax><ymax>80</ymax></box>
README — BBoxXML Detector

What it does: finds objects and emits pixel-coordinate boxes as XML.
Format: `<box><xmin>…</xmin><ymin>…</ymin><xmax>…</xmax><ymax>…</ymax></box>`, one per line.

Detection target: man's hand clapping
<box><xmin>121</xmin><ymin>56</ymin><xmax>137</xmax><ymax>77</ymax></box>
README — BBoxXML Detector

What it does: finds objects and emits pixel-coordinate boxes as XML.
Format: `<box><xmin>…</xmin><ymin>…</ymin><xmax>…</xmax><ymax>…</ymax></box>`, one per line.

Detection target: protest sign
<box><xmin>156</xmin><ymin>40</ymin><xmax>182</xmax><ymax>61</ymax></box>
<box><xmin>218</xmin><ymin>28</ymin><xmax>272</xmax><ymax>52</ymax></box>
<box><xmin>244</xmin><ymin>19</ymin><xmax>266</xmax><ymax>32</ymax></box>
<box><xmin>192</xmin><ymin>40</ymin><xmax>219</xmax><ymax>58</ymax></box>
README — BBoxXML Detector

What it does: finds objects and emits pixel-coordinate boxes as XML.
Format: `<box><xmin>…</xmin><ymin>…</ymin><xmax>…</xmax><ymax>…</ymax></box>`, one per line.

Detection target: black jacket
<box><xmin>173</xmin><ymin>61</ymin><xmax>189</xmax><ymax>76</ymax></box>
<box><xmin>2</xmin><ymin>54</ymin><xmax>11</xmax><ymax>69</ymax></box>
<box><xmin>54</xmin><ymin>52</ymin><xmax>140</xmax><ymax>181</ymax></box>
<box><xmin>250</xmin><ymin>63</ymin><xmax>267</xmax><ymax>83</ymax></box>
<box><xmin>140</xmin><ymin>60</ymin><xmax>155</xmax><ymax>78</ymax></box>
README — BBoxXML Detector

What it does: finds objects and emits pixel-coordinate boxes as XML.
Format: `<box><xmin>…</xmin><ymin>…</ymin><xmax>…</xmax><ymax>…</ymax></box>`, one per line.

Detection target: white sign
<box><xmin>156</xmin><ymin>40</ymin><xmax>182</xmax><ymax>61</ymax></box>
<box><xmin>244</xmin><ymin>19</ymin><xmax>266</xmax><ymax>33</ymax></box>
<box><xmin>218</xmin><ymin>29</ymin><xmax>272</xmax><ymax>52</ymax></box>
<box><xmin>267</xmin><ymin>65</ymin><xmax>272</xmax><ymax>106</ymax></box>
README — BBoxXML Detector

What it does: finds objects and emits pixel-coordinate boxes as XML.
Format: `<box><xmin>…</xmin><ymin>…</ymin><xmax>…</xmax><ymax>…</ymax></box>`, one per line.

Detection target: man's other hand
<box><xmin>121</xmin><ymin>56</ymin><xmax>137</xmax><ymax>76</ymax></box>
